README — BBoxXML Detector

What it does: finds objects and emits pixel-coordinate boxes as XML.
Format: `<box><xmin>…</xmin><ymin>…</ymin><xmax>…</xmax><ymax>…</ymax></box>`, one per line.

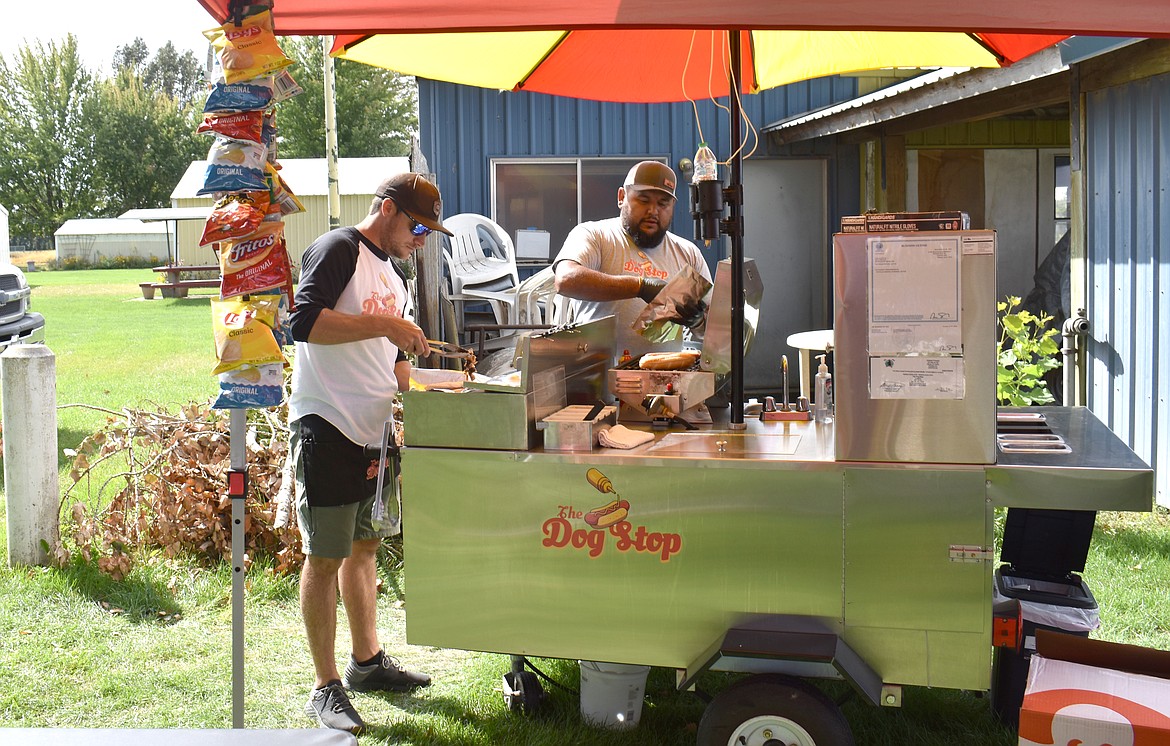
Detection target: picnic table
<box><xmin>141</xmin><ymin>264</ymin><xmax>222</xmax><ymax>299</ymax></box>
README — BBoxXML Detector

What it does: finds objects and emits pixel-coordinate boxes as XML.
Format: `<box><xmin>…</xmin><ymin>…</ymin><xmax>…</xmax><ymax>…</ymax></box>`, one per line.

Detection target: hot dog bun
<box><xmin>638</xmin><ymin>351</ymin><xmax>700</xmax><ymax>370</ymax></box>
<box><xmin>584</xmin><ymin>499</ymin><xmax>631</xmax><ymax>528</ymax></box>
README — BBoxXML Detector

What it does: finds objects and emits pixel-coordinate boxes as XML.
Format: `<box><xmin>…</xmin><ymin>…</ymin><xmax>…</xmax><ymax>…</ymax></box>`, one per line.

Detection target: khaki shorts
<box><xmin>291</xmin><ymin>415</ymin><xmax>400</xmax><ymax>559</ymax></box>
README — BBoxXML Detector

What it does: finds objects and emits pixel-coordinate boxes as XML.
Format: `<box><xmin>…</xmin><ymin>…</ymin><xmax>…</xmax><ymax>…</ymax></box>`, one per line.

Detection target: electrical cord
<box><xmin>520</xmin><ymin>656</ymin><xmax>579</xmax><ymax>695</ymax></box>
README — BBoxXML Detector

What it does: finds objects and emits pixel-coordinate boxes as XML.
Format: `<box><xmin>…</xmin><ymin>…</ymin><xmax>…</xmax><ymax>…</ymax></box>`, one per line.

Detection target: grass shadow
<box><xmin>51</xmin><ymin>555</ymin><xmax>184</xmax><ymax>625</ymax></box>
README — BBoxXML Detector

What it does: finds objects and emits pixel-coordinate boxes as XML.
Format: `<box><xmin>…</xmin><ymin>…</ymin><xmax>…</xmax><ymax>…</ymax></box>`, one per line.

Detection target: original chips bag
<box><xmin>199</xmin><ymin>136</ymin><xmax>268</xmax><ymax>195</ymax></box>
<box><xmin>219</xmin><ymin>222</ymin><xmax>293</xmax><ymax>299</ymax></box>
<box><xmin>211</xmin><ymin>295</ymin><xmax>285</xmax><ymax>375</ymax></box>
<box><xmin>197</xmin><ymin>111</ymin><xmax>265</xmax><ymax>143</ymax></box>
<box><xmin>203</xmin><ymin>78</ymin><xmax>274</xmax><ymax>114</ymax></box>
<box><xmin>200</xmin><ymin>192</ymin><xmax>270</xmax><ymax>245</ymax></box>
<box><xmin>203</xmin><ymin>10</ymin><xmax>294</xmax><ymax>84</ymax></box>
<box><xmin>213</xmin><ymin>362</ymin><xmax>285</xmax><ymax>409</ymax></box>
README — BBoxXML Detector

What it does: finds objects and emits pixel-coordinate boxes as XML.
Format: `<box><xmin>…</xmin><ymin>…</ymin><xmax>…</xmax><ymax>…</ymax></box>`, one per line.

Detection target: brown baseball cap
<box><xmin>375</xmin><ymin>172</ymin><xmax>454</xmax><ymax>236</ymax></box>
<box><xmin>623</xmin><ymin>160</ymin><xmax>677</xmax><ymax>199</ymax></box>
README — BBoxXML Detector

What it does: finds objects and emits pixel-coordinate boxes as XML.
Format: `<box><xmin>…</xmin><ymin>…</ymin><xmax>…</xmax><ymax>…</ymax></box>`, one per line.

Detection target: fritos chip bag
<box><xmin>200</xmin><ymin>192</ymin><xmax>270</xmax><ymax>245</ymax></box>
<box><xmin>203</xmin><ymin>10</ymin><xmax>294</xmax><ymax>84</ymax></box>
<box><xmin>211</xmin><ymin>295</ymin><xmax>285</xmax><ymax>375</ymax></box>
<box><xmin>219</xmin><ymin>222</ymin><xmax>293</xmax><ymax>299</ymax></box>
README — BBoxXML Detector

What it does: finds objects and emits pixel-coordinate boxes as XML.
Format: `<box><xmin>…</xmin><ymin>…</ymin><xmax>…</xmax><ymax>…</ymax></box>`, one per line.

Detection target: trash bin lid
<box><xmin>1000</xmin><ymin>508</ymin><xmax>1095</xmax><ymax>578</ymax></box>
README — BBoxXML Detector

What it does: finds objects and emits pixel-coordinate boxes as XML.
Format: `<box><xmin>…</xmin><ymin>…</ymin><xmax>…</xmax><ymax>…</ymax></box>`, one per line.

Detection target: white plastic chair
<box><xmin>442</xmin><ymin>213</ymin><xmax>520</xmax><ymax>295</ymax></box>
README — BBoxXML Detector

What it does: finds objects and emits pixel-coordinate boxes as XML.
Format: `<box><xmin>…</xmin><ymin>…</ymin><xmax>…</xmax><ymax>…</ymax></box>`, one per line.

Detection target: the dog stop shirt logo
<box><xmin>541</xmin><ymin>468</ymin><xmax>682</xmax><ymax>562</ymax></box>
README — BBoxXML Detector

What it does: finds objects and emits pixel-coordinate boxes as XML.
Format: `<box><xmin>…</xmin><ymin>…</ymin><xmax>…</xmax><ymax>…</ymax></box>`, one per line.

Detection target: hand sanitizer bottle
<box><xmin>814</xmin><ymin>354</ymin><xmax>833</xmax><ymax>424</ymax></box>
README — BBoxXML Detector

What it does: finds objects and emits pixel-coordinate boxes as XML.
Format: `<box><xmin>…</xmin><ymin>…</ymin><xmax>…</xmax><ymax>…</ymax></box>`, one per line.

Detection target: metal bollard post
<box><xmin>2</xmin><ymin>344</ymin><xmax>59</xmax><ymax>567</ymax></box>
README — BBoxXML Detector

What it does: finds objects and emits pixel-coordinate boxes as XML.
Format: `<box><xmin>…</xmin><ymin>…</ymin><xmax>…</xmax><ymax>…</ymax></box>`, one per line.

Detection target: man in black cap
<box><xmin>288</xmin><ymin>172</ymin><xmax>451</xmax><ymax>733</ymax></box>
<box><xmin>552</xmin><ymin>160</ymin><xmax>711</xmax><ymax>359</ymax></box>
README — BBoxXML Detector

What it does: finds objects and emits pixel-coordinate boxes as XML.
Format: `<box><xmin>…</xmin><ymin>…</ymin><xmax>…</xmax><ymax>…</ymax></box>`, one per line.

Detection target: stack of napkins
<box><xmin>598</xmin><ymin>425</ymin><xmax>654</xmax><ymax>449</ymax></box>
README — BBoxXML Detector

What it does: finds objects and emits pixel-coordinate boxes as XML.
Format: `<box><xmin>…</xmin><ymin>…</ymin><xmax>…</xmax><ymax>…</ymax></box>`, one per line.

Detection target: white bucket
<box><xmin>578</xmin><ymin>660</ymin><xmax>650</xmax><ymax>729</ymax></box>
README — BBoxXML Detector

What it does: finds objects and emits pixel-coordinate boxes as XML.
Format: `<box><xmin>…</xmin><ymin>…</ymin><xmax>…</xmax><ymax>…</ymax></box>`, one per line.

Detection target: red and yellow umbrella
<box><xmin>330</xmin><ymin>29</ymin><xmax>1066</xmax><ymax>103</ymax></box>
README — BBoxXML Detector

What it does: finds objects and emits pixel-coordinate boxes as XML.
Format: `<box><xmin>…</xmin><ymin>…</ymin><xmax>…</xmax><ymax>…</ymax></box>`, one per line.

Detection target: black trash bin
<box><xmin>990</xmin><ymin>508</ymin><xmax>1099</xmax><ymax>728</ymax></box>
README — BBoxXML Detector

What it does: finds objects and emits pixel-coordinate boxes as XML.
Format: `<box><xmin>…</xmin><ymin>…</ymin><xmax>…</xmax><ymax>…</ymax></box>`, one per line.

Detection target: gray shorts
<box><xmin>291</xmin><ymin>415</ymin><xmax>400</xmax><ymax>559</ymax></box>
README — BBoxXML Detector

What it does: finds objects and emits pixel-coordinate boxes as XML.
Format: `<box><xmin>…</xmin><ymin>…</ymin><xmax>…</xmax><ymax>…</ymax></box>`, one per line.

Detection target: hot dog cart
<box><xmin>400</xmin><ymin>232</ymin><xmax>1153</xmax><ymax>744</ymax></box>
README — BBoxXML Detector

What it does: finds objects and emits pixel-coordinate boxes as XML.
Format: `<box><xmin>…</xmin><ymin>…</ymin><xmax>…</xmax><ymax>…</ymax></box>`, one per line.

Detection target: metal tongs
<box><xmin>427</xmin><ymin>339</ymin><xmax>473</xmax><ymax>359</ymax></box>
<box><xmin>367</xmin><ymin>419</ymin><xmax>400</xmax><ymax>531</ymax></box>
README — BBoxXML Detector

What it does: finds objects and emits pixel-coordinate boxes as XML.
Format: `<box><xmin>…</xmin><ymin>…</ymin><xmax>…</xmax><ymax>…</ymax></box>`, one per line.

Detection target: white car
<box><xmin>0</xmin><ymin>262</ymin><xmax>46</xmax><ymax>350</ymax></box>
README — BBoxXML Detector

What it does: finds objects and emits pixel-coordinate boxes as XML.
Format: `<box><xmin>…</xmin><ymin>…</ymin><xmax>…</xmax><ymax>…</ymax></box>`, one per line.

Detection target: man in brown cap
<box><xmin>288</xmin><ymin>172</ymin><xmax>451</xmax><ymax>733</ymax></box>
<box><xmin>552</xmin><ymin>160</ymin><xmax>712</xmax><ymax>359</ymax></box>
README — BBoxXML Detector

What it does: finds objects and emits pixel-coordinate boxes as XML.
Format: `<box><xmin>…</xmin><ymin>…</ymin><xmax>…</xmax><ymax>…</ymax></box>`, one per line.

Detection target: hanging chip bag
<box><xmin>197</xmin><ymin>111</ymin><xmax>265</xmax><ymax>143</ymax></box>
<box><xmin>219</xmin><ymin>222</ymin><xmax>293</xmax><ymax>298</ymax></box>
<box><xmin>199</xmin><ymin>136</ymin><xmax>268</xmax><ymax>195</ymax></box>
<box><xmin>203</xmin><ymin>78</ymin><xmax>274</xmax><ymax>114</ymax></box>
<box><xmin>211</xmin><ymin>295</ymin><xmax>285</xmax><ymax>375</ymax></box>
<box><xmin>200</xmin><ymin>192</ymin><xmax>270</xmax><ymax>245</ymax></box>
<box><xmin>203</xmin><ymin>10</ymin><xmax>294</xmax><ymax>84</ymax></box>
<box><xmin>213</xmin><ymin>363</ymin><xmax>285</xmax><ymax>409</ymax></box>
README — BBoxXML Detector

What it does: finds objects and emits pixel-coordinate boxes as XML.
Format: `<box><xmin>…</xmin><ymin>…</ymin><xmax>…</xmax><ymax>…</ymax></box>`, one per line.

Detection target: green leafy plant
<box><xmin>997</xmin><ymin>295</ymin><xmax>1062</xmax><ymax>405</ymax></box>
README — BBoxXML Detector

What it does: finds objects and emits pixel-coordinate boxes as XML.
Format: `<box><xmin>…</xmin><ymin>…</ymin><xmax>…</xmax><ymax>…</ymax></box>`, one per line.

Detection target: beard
<box><xmin>622</xmin><ymin>214</ymin><xmax>668</xmax><ymax>249</ymax></box>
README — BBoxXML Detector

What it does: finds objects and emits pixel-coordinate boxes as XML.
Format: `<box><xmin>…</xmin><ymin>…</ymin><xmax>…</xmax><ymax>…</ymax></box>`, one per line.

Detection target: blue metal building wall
<box><xmin>418</xmin><ymin>77</ymin><xmax>859</xmax><ymax>245</ymax></box>
<box><xmin>1085</xmin><ymin>71</ymin><xmax>1170</xmax><ymax>506</ymax></box>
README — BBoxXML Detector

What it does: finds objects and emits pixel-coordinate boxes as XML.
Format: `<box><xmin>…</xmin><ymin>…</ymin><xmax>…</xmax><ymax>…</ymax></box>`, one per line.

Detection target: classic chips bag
<box><xmin>203</xmin><ymin>10</ymin><xmax>294</xmax><ymax>84</ymax></box>
<box><xmin>219</xmin><ymin>222</ymin><xmax>293</xmax><ymax>298</ymax></box>
<box><xmin>211</xmin><ymin>295</ymin><xmax>285</xmax><ymax>375</ymax></box>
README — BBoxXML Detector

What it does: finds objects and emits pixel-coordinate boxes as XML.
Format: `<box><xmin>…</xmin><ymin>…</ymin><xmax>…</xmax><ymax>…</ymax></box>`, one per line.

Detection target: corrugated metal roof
<box><xmin>762</xmin><ymin>68</ymin><xmax>969</xmax><ymax>132</ymax></box>
<box><xmin>54</xmin><ymin>218</ymin><xmax>168</xmax><ymax>237</ymax></box>
<box><xmin>170</xmin><ymin>156</ymin><xmax>410</xmax><ymax>200</ymax></box>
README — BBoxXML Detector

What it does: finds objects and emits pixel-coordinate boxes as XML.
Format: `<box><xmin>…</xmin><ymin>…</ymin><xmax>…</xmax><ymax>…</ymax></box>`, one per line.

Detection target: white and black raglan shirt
<box><xmin>288</xmin><ymin>227</ymin><xmax>410</xmax><ymax>448</ymax></box>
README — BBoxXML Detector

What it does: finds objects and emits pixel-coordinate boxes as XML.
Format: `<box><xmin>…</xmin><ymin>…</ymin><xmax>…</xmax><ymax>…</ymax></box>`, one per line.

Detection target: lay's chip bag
<box><xmin>211</xmin><ymin>294</ymin><xmax>285</xmax><ymax>375</ymax></box>
<box><xmin>203</xmin><ymin>10</ymin><xmax>294</xmax><ymax>84</ymax></box>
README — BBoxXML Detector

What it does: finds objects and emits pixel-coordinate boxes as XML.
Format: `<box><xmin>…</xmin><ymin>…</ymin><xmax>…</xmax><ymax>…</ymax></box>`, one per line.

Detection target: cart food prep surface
<box><xmin>400</xmin><ymin>406</ymin><xmax>1150</xmax><ymax>694</ymax></box>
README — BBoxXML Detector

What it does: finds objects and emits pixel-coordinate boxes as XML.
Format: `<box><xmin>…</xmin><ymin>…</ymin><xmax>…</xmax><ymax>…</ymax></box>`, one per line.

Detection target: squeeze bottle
<box><xmin>814</xmin><ymin>354</ymin><xmax>834</xmax><ymax>424</ymax></box>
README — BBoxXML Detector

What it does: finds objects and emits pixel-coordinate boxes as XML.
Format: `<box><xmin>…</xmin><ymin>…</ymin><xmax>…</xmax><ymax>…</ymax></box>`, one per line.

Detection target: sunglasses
<box><xmin>405</xmin><ymin>212</ymin><xmax>432</xmax><ymax>237</ymax></box>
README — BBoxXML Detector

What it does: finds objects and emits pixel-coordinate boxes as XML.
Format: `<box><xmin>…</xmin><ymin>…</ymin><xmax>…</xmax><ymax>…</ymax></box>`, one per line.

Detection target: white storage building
<box><xmin>53</xmin><ymin>218</ymin><xmax>172</xmax><ymax>264</ymax></box>
<box><xmin>170</xmin><ymin>156</ymin><xmax>410</xmax><ymax>267</ymax></box>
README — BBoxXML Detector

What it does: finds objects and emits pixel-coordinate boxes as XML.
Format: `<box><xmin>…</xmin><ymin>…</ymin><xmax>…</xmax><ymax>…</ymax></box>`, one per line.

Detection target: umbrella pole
<box><xmin>728</xmin><ymin>31</ymin><xmax>746</xmax><ymax>429</ymax></box>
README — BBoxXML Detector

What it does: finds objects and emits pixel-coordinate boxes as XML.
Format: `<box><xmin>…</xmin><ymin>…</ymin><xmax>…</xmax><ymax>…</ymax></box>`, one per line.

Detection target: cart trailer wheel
<box><xmin>502</xmin><ymin>669</ymin><xmax>545</xmax><ymax>715</ymax></box>
<box><xmin>697</xmin><ymin>674</ymin><xmax>854</xmax><ymax>746</ymax></box>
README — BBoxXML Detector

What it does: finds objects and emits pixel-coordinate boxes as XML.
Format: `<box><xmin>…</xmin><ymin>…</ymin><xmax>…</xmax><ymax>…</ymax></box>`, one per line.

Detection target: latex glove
<box><xmin>636</xmin><ymin>277</ymin><xmax>666</xmax><ymax>303</ymax></box>
<box><xmin>676</xmin><ymin>298</ymin><xmax>708</xmax><ymax>329</ymax></box>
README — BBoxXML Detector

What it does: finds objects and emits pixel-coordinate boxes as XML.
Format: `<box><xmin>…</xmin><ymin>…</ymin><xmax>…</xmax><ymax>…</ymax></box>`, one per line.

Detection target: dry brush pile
<box><xmin>57</xmin><ymin>401</ymin><xmax>303</xmax><ymax>580</ymax></box>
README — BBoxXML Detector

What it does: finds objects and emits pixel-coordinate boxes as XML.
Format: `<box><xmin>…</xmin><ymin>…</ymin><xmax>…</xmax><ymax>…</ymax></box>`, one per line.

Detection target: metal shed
<box><xmin>53</xmin><ymin>218</ymin><xmax>171</xmax><ymax>264</ymax></box>
<box><xmin>169</xmin><ymin>156</ymin><xmax>409</xmax><ymax>267</ymax></box>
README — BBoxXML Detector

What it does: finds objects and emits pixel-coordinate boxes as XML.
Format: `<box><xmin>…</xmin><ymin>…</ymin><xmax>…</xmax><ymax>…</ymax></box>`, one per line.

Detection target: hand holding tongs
<box><xmin>426</xmin><ymin>339</ymin><xmax>473</xmax><ymax>359</ymax></box>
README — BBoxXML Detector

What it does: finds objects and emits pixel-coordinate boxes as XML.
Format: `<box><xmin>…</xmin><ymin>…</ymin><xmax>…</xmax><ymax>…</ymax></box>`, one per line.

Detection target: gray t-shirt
<box><xmin>552</xmin><ymin>217</ymin><xmax>712</xmax><ymax>358</ymax></box>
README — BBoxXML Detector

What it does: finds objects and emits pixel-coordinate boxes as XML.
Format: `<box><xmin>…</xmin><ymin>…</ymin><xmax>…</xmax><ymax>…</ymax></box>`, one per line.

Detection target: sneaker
<box><xmin>344</xmin><ymin>651</ymin><xmax>432</xmax><ymax>692</ymax></box>
<box><xmin>304</xmin><ymin>681</ymin><xmax>365</xmax><ymax>733</ymax></box>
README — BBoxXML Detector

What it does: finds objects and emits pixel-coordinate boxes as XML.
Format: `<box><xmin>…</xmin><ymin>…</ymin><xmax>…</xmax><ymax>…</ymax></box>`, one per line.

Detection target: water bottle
<box><xmin>692</xmin><ymin>142</ymin><xmax>717</xmax><ymax>183</ymax></box>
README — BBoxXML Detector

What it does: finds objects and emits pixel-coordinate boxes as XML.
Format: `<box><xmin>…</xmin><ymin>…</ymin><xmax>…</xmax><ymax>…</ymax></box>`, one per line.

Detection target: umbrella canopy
<box><xmin>198</xmin><ymin>0</ymin><xmax>1170</xmax><ymax>39</ymax></box>
<box><xmin>329</xmin><ymin>30</ymin><xmax>1066</xmax><ymax>102</ymax></box>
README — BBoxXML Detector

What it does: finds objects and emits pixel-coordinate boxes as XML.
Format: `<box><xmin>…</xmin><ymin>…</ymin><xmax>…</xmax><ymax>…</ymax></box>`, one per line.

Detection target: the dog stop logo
<box><xmin>541</xmin><ymin>468</ymin><xmax>682</xmax><ymax>562</ymax></box>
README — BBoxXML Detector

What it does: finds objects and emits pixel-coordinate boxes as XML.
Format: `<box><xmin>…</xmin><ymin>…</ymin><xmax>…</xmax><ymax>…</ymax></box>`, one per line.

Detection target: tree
<box><xmin>86</xmin><ymin>69</ymin><xmax>205</xmax><ymax>217</ymax></box>
<box><xmin>114</xmin><ymin>39</ymin><xmax>207</xmax><ymax>108</ymax></box>
<box><xmin>276</xmin><ymin>36</ymin><xmax>418</xmax><ymax>158</ymax></box>
<box><xmin>0</xmin><ymin>36</ymin><xmax>98</xmax><ymax>240</ymax></box>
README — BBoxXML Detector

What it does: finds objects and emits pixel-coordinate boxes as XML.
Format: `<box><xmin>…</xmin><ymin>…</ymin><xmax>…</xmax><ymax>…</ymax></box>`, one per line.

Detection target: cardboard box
<box><xmin>1018</xmin><ymin>630</ymin><xmax>1170</xmax><ymax>746</ymax></box>
<box><xmin>839</xmin><ymin>211</ymin><xmax>970</xmax><ymax>233</ymax></box>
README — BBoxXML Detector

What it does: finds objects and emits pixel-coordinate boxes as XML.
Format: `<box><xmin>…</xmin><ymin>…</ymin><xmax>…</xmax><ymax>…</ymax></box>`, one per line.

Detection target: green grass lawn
<box><xmin>1</xmin><ymin>269</ymin><xmax>1167</xmax><ymax>744</ymax></box>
